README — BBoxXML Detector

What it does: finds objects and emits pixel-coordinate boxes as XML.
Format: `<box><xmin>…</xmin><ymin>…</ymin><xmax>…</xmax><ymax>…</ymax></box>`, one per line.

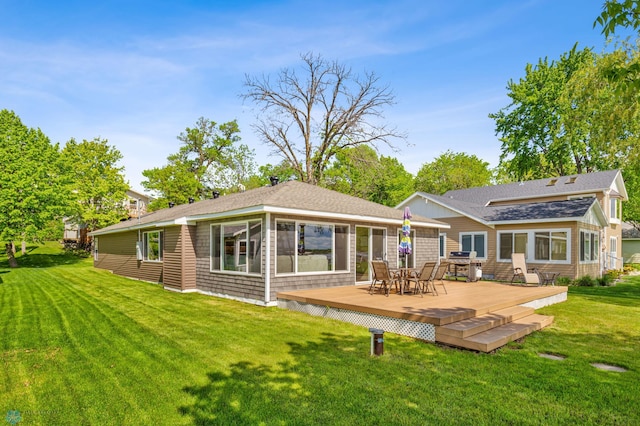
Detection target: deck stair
<box><xmin>435</xmin><ymin>306</ymin><xmax>554</xmax><ymax>352</ymax></box>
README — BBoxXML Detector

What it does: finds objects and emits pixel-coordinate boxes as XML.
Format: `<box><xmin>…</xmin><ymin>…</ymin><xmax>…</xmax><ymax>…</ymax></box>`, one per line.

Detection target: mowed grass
<box><xmin>1</xmin><ymin>243</ymin><xmax>639</xmax><ymax>425</ymax></box>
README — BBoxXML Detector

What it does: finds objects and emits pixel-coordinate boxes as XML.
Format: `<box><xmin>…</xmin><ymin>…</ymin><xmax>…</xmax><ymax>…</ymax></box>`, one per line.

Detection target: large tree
<box><xmin>242</xmin><ymin>52</ymin><xmax>405</xmax><ymax>185</ymax></box>
<box><xmin>0</xmin><ymin>110</ymin><xmax>70</xmax><ymax>267</ymax></box>
<box><xmin>61</xmin><ymin>138</ymin><xmax>129</xmax><ymax>238</ymax></box>
<box><xmin>414</xmin><ymin>150</ymin><xmax>493</xmax><ymax>195</ymax></box>
<box><xmin>142</xmin><ymin>118</ymin><xmax>254</xmax><ymax>210</ymax></box>
<box><xmin>490</xmin><ymin>45</ymin><xmax>640</xmax><ymax>226</ymax></box>
<box><xmin>323</xmin><ymin>145</ymin><xmax>414</xmax><ymax>207</ymax></box>
<box><xmin>489</xmin><ymin>45</ymin><xmax>596</xmax><ymax>180</ymax></box>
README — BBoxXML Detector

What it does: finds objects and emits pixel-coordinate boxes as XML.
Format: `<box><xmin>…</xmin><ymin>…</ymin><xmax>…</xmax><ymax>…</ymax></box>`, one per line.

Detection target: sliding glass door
<box><xmin>355</xmin><ymin>227</ymin><xmax>386</xmax><ymax>282</ymax></box>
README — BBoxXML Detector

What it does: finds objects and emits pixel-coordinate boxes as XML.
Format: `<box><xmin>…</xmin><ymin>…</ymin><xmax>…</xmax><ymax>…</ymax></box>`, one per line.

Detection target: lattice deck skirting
<box><xmin>278</xmin><ymin>299</ymin><xmax>436</xmax><ymax>341</ymax></box>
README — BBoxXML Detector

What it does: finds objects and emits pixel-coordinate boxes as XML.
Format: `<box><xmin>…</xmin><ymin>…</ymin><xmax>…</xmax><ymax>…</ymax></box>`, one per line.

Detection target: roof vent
<box><xmin>212</xmin><ymin>191</ymin><xmax>220</xmax><ymax>199</ymax></box>
<box><xmin>188</xmin><ymin>197</ymin><xmax>195</xmax><ymax>204</ymax></box>
<box><xmin>547</xmin><ymin>178</ymin><xmax>558</xmax><ymax>186</ymax></box>
<box><xmin>566</xmin><ymin>176</ymin><xmax>577</xmax><ymax>184</ymax></box>
<box><xmin>168</xmin><ymin>202</ymin><xmax>175</xmax><ymax>208</ymax></box>
<box><xmin>269</xmin><ymin>176</ymin><xmax>279</xmax><ymax>186</ymax></box>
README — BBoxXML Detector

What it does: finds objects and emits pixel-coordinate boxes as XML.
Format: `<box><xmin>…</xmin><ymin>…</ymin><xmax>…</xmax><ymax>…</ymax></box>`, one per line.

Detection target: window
<box><xmin>498</xmin><ymin>229</ymin><xmax>569</xmax><ymax>263</ymax></box>
<box><xmin>143</xmin><ymin>231</ymin><xmax>163</xmax><ymax>261</ymax></box>
<box><xmin>498</xmin><ymin>232</ymin><xmax>528</xmax><ymax>260</ymax></box>
<box><xmin>535</xmin><ymin>231</ymin><xmax>568</xmax><ymax>261</ymax></box>
<box><xmin>276</xmin><ymin>220</ymin><xmax>349</xmax><ymax>274</ymax></box>
<box><xmin>460</xmin><ymin>232</ymin><xmax>486</xmax><ymax>258</ymax></box>
<box><xmin>211</xmin><ymin>220</ymin><xmax>262</xmax><ymax>274</ymax></box>
<box><xmin>610</xmin><ymin>198</ymin><xmax>621</xmax><ymax>222</ymax></box>
<box><xmin>439</xmin><ymin>233</ymin><xmax>446</xmax><ymax>258</ymax></box>
<box><xmin>580</xmin><ymin>230</ymin><xmax>599</xmax><ymax>263</ymax></box>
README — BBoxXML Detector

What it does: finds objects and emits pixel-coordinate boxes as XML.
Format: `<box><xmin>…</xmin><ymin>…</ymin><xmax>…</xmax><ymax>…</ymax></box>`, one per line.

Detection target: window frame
<box><xmin>497</xmin><ymin>228</ymin><xmax>571</xmax><ymax>264</ymax></box>
<box><xmin>143</xmin><ymin>230</ymin><xmax>163</xmax><ymax>262</ymax></box>
<box><xmin>579</xmin><ymin>229</ymin><xmax>600</xmax><ymax>264</ymax></box>
<box><xmin>458</xmin><ymin>231</ymin><xmax>487</xmax><ymax>260</ymax></box>
<box><xmin>210</xmin><ymin>220</ymin><xmax>262</xmax><ymax>275</ymax></box>
<box><xmin>275</xmin><ymin>219</ymin><xmax>350</xmax><ymax>275</ymax></box>
<box><xmin>439</xmin><ymin>232</ymin><xmax>446</xmax><ymax>258</ymax></box>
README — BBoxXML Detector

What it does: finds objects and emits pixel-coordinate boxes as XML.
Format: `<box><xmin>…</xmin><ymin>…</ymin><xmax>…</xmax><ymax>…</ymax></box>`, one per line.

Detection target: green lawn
<box><xmin>1</xmin><ymin>243</ymin><xmax>639</xmax><ymax>425</ymax></box>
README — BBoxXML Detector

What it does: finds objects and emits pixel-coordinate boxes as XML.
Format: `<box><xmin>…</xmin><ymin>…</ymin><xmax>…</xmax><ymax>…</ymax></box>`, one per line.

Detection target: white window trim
<box><xmin>275</xmin><ymin>219</ymin><xmax>350</xmax><ymax>276</ymax></box>
<box><xmin>578</xmin><ymin>229</ymin><xmax>600</xmax><ymax>264</ymax></box>
<box><xmin>143</xmin><ymin>230</ymin><xmax>163</xmax><ymax>263</ymax></box>
<box><xmin>459</xmin><ymin>231</ymin><xmax>487</xmax><ymax>260</ymax></box>
<box><xmin>610</xmin><ymin>198</ymin><xmax>621</xmax><ymax>224</ymax></box>
<box><xmin>497</xmin><ymin>228</ymin><xmax>571</xmax><ymax>264</ymax></box>
<box><xmin>439</xmin><ymin>232</ymin><xmax>447</xmax><ymax>258</ymax></box>
<box><xmin>210</xmin><ymin>220</ymin><xmax>262</xmax><ymax>276</ymax></box>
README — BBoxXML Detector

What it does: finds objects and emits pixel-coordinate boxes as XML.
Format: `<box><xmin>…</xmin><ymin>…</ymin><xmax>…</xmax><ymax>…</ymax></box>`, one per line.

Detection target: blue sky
<box><xmin>0</xmin><ymin>1</ymin><xmax>621</xmax><ymax>192</ymax></box>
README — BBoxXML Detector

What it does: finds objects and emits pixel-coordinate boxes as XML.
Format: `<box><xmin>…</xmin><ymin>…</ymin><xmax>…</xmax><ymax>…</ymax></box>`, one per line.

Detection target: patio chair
<box><xmin>510</xmin><ymin>253</ymin><xmax>540</xmax><ymax>285</ymax></box>
<box><xmin>431</xmin><ymin>261</ymin><xmax>450</xmax><ymax>295</ymax></box>
<box><xmin>405</xmin><ymin>261</ymin><xmax>437</xmax><ymax>297</ymax></box>
<box><xmin>369</xmin><ymin>260</ymin><xmax>400</xmax><ymax>296</ymax></box>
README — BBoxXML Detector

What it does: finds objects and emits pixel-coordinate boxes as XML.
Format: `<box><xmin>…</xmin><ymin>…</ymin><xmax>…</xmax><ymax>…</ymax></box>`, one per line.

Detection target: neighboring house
<box><xmin>64</xmin><ymin>189</ymin><xmax>153</xmax><ymax>243</ymax></box>
<box><xmin>124</xmin><ymin>189</ymin><xmax>152</xmax><ymax>218</ymax></box>
<box><xmin>622</xmin><ymin>222</ymin><xmax>640</xmax><ymax>264</ymax></box>
<box><xmin>90</xmin><ymin>180</ymin><xmax>449</xmax><ymax>306</ymax></box>
<box><xmin>397</xmin><ymin>170</ymin><xmax>627</xmax><ymax>281</ymax></box>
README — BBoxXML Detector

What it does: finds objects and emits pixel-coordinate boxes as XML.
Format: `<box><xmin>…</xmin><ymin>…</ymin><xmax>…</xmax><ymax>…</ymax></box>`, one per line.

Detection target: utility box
<box><xmin>369</xmin><ymin>328</ymin><xmax>384</xmax><ymax>356</ymax></box>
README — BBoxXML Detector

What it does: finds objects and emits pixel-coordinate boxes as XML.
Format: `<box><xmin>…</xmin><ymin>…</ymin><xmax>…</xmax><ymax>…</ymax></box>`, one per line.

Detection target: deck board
<box><xmin>277</xmin><ymin>280</ymin><xmax>567</xmax><ymax>326</ymax></box>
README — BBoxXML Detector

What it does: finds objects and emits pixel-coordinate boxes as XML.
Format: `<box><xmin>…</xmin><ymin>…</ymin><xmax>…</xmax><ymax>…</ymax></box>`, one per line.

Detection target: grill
<box><xmin>448</xmin><ymin>251</ymin><xmax>482</xmax><ymax>282</ymax></box>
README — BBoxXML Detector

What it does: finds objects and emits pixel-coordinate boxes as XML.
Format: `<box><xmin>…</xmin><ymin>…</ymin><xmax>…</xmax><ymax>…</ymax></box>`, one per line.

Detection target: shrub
<box><xmin>575</xmin><ymin>275</ymin><xmax>596</xmax><ymax>287</ymax></box>
<box><xmin>597</xmin><ymin>273</ymin><xmax>615</xmax><ymax>287</ymax></box>
<box><xmin>556</xmin><ymin>276</ymin><xmax>573</xmax><ymax>286</ymax></box>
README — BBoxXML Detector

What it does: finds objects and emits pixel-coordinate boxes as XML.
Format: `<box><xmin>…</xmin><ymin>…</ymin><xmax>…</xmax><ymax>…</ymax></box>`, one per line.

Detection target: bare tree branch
<box><xmin>242</xmin><ymin>52</ymin><xmax>406</xmax><ymax>184</ymax></box>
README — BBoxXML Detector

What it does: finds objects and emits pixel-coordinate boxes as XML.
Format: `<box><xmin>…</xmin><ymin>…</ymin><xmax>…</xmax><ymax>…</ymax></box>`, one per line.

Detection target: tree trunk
<box><xmin>6</xmin><ymin>243</ymin><xmax>18</xmax><ymax>268</ymax></box>
<box><xmin>21</xmin><ymin>241</ymin><xmax>26</xmax><ymax>255</ymax></box>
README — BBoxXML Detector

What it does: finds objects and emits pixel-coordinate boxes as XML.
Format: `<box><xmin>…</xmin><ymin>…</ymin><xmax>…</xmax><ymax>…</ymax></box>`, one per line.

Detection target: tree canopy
<box><xmin>61</xmin><ymin>138</ymin><xmax>129</xmax><ymax>234</ymax></box>
<box><xmin>0</xmin><ymin>109</ymin><xmax>70</xmax><ymax>267</ymax></box>
<box><xmin>142</xmin><ymin>118</ymin><xmax>254</xmax><ymax>210</ymax></box>
<box><xmin>490</xmin><ymin>44</ymin><xmax>640</xmax><ymax>225</ymax></box>
<box><xmin>595</xmin><ymin>0</ymin><xmax>640</xmax><ymax>37</ymax></box>
<box><xmin>242</xmin><ymin>52</ymin><xmax>405</xmax><ymax>186</ymax></box>
<box><xmin>322</xmin><ymin>145</ymin><xmax>414</xmax><ymax>207</ymax></box>
<box><xmin>414</xmin><ymin>150</ymin><xmax>494</xmax><ymax>195</ymax></box>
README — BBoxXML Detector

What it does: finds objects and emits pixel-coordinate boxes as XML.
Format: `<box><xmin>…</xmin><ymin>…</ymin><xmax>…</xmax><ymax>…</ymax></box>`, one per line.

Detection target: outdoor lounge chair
<box><xmin>405</xmin><ymin>261</ymin><xmax>437</xmax><ymax>297</ymax></box>
<box><xmin>369</xmin><ymin>260</ymin><xmax>400</xmax><ymax>296</ymax></box>
<box><xmin>510</xmin><ymin>253</ymin><xmax>540</xmax><ymax>285</ymax></box>
<box><xmin>431</xmin><ymin>261</ymin><xmax>449</xmax><ymax>295</ymax></box>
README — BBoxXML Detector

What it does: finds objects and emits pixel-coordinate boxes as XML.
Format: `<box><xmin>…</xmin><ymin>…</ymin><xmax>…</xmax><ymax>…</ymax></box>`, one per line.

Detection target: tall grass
<box><xmin>1</xmin><ymin>243</ymin><xmax>639</xmax><ymax>425</ymax></box>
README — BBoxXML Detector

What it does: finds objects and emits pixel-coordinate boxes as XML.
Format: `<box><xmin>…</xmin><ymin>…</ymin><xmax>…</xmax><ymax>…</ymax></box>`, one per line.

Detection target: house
<box><xmin>397</xmin><ymin>170</ymin><xmax>627</xmax><ymax>281</ymax></box>
<box><xmin>124</xmin><ymin>189</ymin><xmax>152</xmax><ymax>218</ymax></box>
<box><xmin>90</xmin><ymin>180</ymin><xmax>449</xmax><ymax>306</ymax></box>
<box><xmin>622</xmin><ymin>222</ymin><xmax>640</xmax><ymax>264</ymax></box>
<box><xmin>64</xmin><ymin>189</ymin><xmax>153</xmax><ymax>243</ymax></box>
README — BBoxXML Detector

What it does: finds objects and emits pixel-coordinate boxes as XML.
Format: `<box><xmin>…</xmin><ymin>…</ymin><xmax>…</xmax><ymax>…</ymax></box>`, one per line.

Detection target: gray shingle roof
<box><xmin>482</xmin><ymin>198</ymin><xmax>598</xmax><ymax>222</ymax></box>
<box><xmin>442</xmin><ymin>169</ymin><xmax>622</xmax><ymax>205</ymax></box>
<box><xmin>93</xmin><ymin>181</ymin><xmax>446</xmax><ymax>235</ymax></box>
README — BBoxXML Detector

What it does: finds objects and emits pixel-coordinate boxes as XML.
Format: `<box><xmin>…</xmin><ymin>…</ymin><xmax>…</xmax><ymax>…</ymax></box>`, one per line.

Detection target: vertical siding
<box><xmin>94</xmin><ymin>230</ymin><xmax>163</xmax><ymax>283</ymax></box>
<box><xmin>181</xmin><ymin>225</ymin><xmax>198</xmax><ymax>290</ymax></box>
<box><xmin>162</xmin><ymin>227</ymin><xmax>182</xmax><ymax>291</ymax></box>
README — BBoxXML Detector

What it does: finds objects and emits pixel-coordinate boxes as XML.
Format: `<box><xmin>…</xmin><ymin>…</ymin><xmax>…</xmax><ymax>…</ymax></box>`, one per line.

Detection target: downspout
<box><xmin>264</xmin><ymin>213</ymin><xmax>271</xmax><ymax>305</ymax></box>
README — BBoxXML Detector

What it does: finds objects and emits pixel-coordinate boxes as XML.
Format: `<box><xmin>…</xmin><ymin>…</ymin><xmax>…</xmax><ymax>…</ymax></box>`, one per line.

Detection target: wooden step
<box><xmin>436</xmin><ymin>306</ymin><xmax>535</xmax><ymax>339</ymax></box>
<box><xmin>436</xmin><ymin>314</ymin><xmax>554</xmax><ymax>352</ymax></box>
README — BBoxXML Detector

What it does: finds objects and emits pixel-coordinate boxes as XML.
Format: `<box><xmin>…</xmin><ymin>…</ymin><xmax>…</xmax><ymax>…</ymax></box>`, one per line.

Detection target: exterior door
<box><xmin>610</xmin><ymin>236</ymin><xmax>618</xmax><ymax>269</ymax></box>
<box><xmin>355</xmin><ymin>227</ymin><xmax>386</xmax><ymax>282</ymax></box>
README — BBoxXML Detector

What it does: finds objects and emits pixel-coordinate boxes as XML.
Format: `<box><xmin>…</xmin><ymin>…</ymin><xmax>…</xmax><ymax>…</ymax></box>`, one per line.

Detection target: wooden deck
<box><xmin>277</xmin><ymin>280</ymin><xmax>567</xmax><ymax>352</ymax></box>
